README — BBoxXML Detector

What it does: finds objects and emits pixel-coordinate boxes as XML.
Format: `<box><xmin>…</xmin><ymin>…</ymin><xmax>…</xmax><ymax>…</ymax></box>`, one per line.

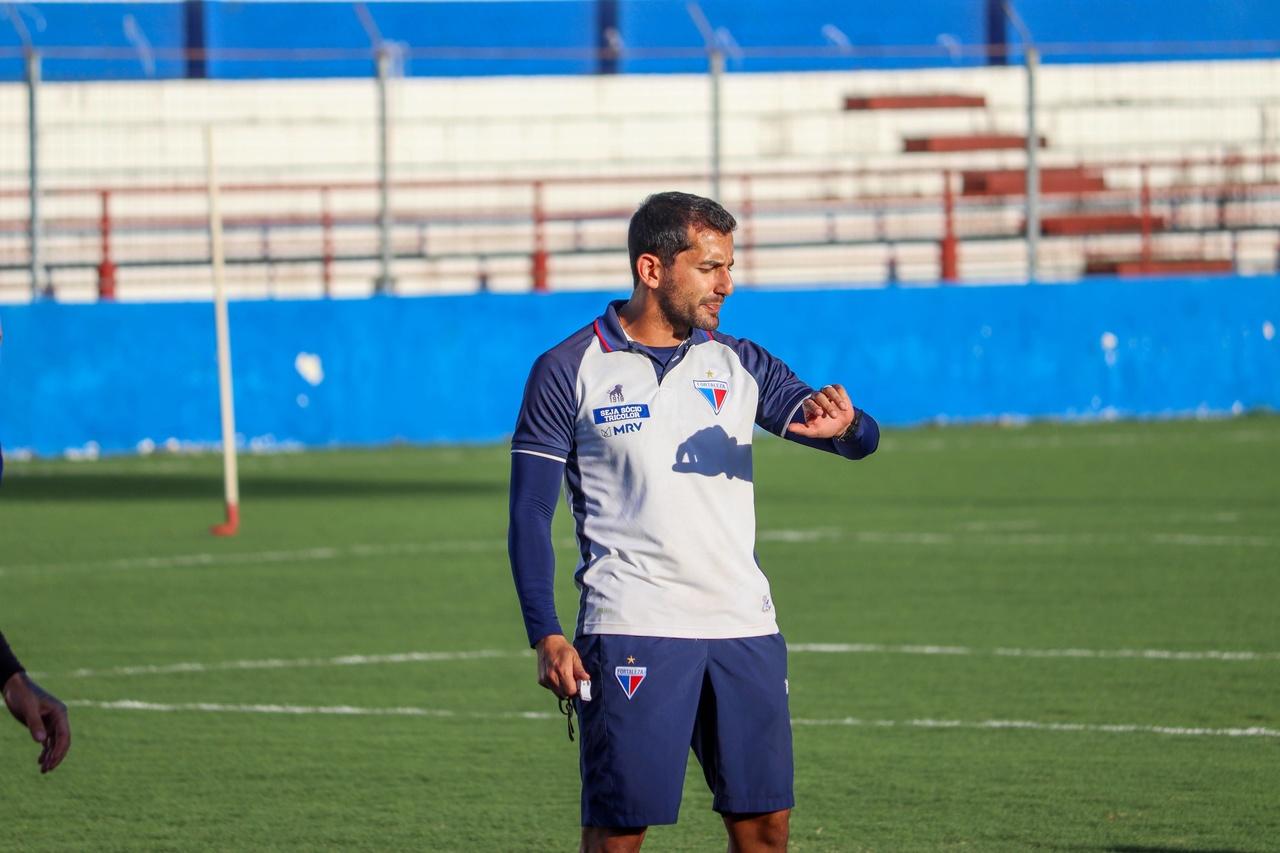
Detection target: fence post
<box><xmin>709</xmin><ymin>46</ymin><xmax>723</xmax><ymax>201</ymax></box>
<box><xmin>940</xmin><ymin>170</ymin><xmax>959</xmax><ymax>282</ymax></box>
<box><xmin>374</xmin><ymin>46</ymin><xmax>395</xmax><ymax>295</ymax></box>
<box><xmin>26</xmin><ymin>49</ymin><xmax>44</xmax><ymax>299</ymax></box>
<box><xmin>97</xmin><ymin>190</ymin><xmax>117</xmax><ymax>300</ymax></box>
<box><xmin>1024</xmin><ymin>45</ymin><xmax>1040</xmax><ymax>283</ymax></box>
<box><xmin>531</xmin><ymin>180</ymin><xmax>549</xmax><ymax>292</ymax></box>
<box><xmin>321</xmin><ymin>186</ymin><xmax>334</xmax><ymax>297</ymax></box>
<box><xmin>687</xmin><ymin>3</ymin><xmax>724</xmax><ymax>200</ymax></box>
<box><xmin>740</xmin><ymin>173</ymin><xmax>754</xmax><ymax>285</ymax></box>
<box><xmin>1139</xmin><ymin>164</ymin><xmax>1152</xmax><ymax>272</ymax></box>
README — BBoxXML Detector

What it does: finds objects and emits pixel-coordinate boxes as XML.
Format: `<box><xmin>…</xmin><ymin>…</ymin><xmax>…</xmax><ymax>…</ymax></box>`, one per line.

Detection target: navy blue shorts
<box><xmin>572</xmin><ymin>633</ymin><xmax>794</xmax><ymax>827</ymax></box>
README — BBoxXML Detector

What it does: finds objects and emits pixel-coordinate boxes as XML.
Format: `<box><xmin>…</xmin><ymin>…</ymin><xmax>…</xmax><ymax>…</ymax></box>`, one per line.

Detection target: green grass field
<box><xmin>1</xmin><ymin>416</ymin><xmax>1278</xmax><ymax>852</ymax></box>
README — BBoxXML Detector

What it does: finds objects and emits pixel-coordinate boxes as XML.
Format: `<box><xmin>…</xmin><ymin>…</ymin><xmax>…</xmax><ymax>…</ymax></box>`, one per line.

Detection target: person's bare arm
<box><xmin>3</xmin><ymin>671</ymin><xmax>71</xmax><ymax>774</ymax></box>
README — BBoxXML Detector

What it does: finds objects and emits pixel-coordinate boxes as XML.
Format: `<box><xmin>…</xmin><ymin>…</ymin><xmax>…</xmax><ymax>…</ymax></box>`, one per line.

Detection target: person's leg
<box><xmin>576</xmin><ymin>635</ymin><xmax>708</xmax><ymax>833</ymax></box>
<box><xmin>722</xmin><ymin>809</ymin><xmax>790</xmax><ymax>853</ymax></box>
<box><xmin>691</xmin><ymin>634</ymin><xmax>794</xmax><ymax>845</ymax></box>
<box><xmin>580</xmin><ymin>826</ymin><xmax>648</xmax><ymax>853</ymax></box>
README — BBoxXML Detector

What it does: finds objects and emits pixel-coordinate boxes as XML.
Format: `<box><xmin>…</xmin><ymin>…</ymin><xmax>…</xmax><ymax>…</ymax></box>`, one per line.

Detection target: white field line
<box><xmin>1148</xmin><ymin>533</ymin><xmax>1274</xmax><ymax>547</ymax></box>
<box><xmin>48</xmin><ymin>641</ymin><xmax>1279</xmax><ymax>681</ymax></box>
<box><xmin>67</xmin><ymin>699</ymin><xmax>553</xmax><ymax>721</ymax></box>
<box><xmin>65</xmin><ymin>699</ymin><xmax>1280</xmax><ymax>739</ymax></box>
<box><xmin>789</xmin><ymin>716</ymin><xmax>1280</xmax><ymax>738</ymax></box>
<box><xmin>0</xmin><ymin>540</ymin><xmax>508</xmax><ymax>576</ymax></box>
<box><xmin>838</xmin><ymin>531</ymin><xmax>1275</xmax><ymax>548</ymax></box>
<box><xmin>58</xmin><ymin>649</ymin><xmax>532</xmax><ymax>679</ymax></box>
<box><xmin>878</xmin><ymin>427</ymin><xmax>1278</xmax><ymax>454</ymax></box>
<box><xmin>8</xmin><ymin>525</ymin><xmax>1270</xmax><ymax>578</ymax></box>
<box><xmin>788</xmin><ymin>643</ymin><xmax>1280</xmax><ymax>662</ymax></box>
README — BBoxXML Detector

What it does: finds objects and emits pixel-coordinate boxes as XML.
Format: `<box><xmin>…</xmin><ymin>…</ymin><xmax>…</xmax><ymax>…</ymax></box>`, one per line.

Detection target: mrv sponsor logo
<box><xmin>600</xmin><ymin>422</ymin><xmax>644</xmax><ymax>437</ymax></box>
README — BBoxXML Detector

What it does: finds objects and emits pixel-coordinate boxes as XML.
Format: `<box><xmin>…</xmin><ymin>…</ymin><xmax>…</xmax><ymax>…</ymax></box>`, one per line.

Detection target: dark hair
<box><xmin>627</xmin><ymin>191</ymin><xmax>737</xmax><ymax>287</ymax></box>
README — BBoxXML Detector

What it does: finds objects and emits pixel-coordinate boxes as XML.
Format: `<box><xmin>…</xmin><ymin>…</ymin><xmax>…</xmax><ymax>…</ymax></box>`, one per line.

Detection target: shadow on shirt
<box><xmin>671</xmin><ymin>426</ymin><xmax>753</xmax><ymax>481</ymax></box>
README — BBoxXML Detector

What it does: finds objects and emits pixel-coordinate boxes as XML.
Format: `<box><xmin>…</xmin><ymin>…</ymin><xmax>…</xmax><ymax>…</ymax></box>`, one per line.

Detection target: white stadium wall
<box><xmin>3</xmin><ymin>61</ymin><xmax>1279</xmax><ymax>180</ymax></box>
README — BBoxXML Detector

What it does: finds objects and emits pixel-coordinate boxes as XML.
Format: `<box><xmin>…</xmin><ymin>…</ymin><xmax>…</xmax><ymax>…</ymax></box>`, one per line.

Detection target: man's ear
<box><xmin>635</xmin><ymin>253</ymin><xmax>663</xmax><ymax>291</ymax></box>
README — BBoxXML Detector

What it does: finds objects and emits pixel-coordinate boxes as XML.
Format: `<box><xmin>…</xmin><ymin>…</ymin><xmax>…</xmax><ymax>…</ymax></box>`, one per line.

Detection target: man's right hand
<box><xmin>535</xmin><ymin>634</ymin><xmax>590</xmax><ymax>699</ymax></box>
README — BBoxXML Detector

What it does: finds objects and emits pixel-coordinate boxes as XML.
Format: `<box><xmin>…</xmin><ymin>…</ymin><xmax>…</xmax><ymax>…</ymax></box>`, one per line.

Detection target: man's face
<box><xmin>655</xmin><ymin>226</ymin><xmax>735</xmax><ymax>332</ymax></box>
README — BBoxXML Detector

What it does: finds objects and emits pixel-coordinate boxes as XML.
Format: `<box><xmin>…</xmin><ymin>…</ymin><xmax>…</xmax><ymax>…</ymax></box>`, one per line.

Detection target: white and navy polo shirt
<box><xmin>511</xmin><ymin>300</ymin><xmax>846</xmax><ymax>641</ymax></box>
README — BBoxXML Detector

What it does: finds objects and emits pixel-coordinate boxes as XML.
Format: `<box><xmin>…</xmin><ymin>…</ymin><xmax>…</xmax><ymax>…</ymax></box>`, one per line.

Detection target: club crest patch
<box><xmin>693</xmin><ymin>379</ymin><xmax>729</xmax><ymax>414</ymax></box>
<box><xmin>615</xmin><ymin>665</ymin><xmax>647</xmax><ymax>699</ymax></box>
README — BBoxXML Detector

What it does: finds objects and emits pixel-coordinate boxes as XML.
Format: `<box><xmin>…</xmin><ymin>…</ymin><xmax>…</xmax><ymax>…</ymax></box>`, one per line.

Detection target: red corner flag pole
<box><xmin>207</xmin><ymin>126</ymin><xmax>240</xmax><ymax>536</ymax></box>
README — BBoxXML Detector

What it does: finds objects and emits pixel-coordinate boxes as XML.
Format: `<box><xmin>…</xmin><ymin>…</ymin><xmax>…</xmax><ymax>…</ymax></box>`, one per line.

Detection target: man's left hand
<box><xmin>3</xmin><ymin>672</ymin><xmax>71</xmax><ymax>774</ymax></box>
<box><xmin>787</xmin><ymin>383</ymin><xmax>856</xmax><ymax>439</ymax></box>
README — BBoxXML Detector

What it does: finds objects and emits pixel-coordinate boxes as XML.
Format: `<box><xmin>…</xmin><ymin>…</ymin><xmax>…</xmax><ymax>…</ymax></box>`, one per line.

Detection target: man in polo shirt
<box><xmin>508</xmin><ymin>191</ymin><xmax>879</xmax><ymax>851</ymax></box>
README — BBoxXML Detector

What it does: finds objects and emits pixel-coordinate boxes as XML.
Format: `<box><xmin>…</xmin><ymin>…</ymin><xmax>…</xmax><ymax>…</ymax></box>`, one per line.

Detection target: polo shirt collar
<box><xmin>593</xmin><ymin>300</ymin><xmax>715</xmax><ymax>353</ymax></box>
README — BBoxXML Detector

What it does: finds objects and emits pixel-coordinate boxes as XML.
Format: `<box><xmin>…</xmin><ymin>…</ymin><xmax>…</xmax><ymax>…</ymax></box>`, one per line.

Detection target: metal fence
<box><xmin>3</xmin><ymin>41</ymin><xmax>1280</xmax><ymax>301</ymax></box>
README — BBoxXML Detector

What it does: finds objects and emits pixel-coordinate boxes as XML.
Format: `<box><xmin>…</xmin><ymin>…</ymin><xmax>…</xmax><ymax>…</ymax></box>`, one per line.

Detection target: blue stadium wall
<box><xmin>2</xmin><ymin>0</ymin><xmax>1279</xmax><ymax>80</ymax></box>
<box><xmin>2</xmin><ymin>275</ymin><xmax>1277</xmax><ymax>458</ymax></box>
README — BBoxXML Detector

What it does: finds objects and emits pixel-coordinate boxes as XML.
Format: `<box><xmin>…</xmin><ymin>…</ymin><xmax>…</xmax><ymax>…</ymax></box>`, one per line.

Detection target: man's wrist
<box><xmin>535</xmin><ymin>633</ymin><xmax>568</xmax><ymax>651</ymax></box>
<box><xmin>2</xmin><ymin>669</ymin><xmax>26</xmax><ymax>699</ymax></box>
<box><xmin>835</xmin><ymin>408</ymin><xmax>863</xmax><ymax>442</ymax></box>
<box><xmin>0</xmin><ymin>636</ymin><xmax>23</xmax><ymax>690</ymax></box>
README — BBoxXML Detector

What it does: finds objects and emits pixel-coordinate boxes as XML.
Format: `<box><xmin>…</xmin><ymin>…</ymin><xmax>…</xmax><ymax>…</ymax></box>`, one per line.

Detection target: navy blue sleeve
<box><xmin>511</xmin><ymin>348</ymin><xmax>579</xmax><ymax>460</ymax></box>
<box><xmin>725</xmin><ymin>333</ymin><xmax>880</xmax><ymax>460</ymax></box>
<box><xmin>786</xmin><ymin>408</ymin><xmax>881</xmax><ymax>459</ymax></box>
<box><xmin>727</xmin><ymin>337</ymin><xmax>814</xmax><ymax>436</ymax></box>
<box><xmin>0</xmin><ymin>631</ymin><xmax>24</xmax><ymax>686</ymax></box>
<box><xmin>508</xmin><ymin>452</ymin><xmax>567</xmax><ymax>647</ymax></box>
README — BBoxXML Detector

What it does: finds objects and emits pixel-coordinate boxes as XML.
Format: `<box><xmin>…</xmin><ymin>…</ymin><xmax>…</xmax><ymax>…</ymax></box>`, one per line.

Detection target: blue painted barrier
<box><xmin>4</xmin><ymin>1</ymin><xmax>1280</xmax><ymax>81</ymax></box>
<box><xmin>1</xmin><ymin>275</ymin><xmax>1277</xmax><ymax>457</ymax></box>
<box><xmin>616</xmin><ymin>0</ymin><xmax>987</xmax><ymax>73</ymax></box>
<box><xmin>201</xmin><ymin>1</ymin><xmax>599</xmax><ymax>78</ymax></box>
<box><xmin>0</xmin><ymin>2</ymin><xmax>188</xmax><ymax>81</ymax></box>
<box><xmin>1007</xmin><ymin>0</ymin><xmax>1280</xmax><ymax>64</ymax></box>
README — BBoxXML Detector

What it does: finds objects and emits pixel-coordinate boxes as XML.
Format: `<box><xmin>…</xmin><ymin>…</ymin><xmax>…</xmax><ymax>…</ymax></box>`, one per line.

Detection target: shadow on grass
<box><xmin>0</xmin><ymin>472</ymin><xmax>505</xmax><ymax>502</ymax></box>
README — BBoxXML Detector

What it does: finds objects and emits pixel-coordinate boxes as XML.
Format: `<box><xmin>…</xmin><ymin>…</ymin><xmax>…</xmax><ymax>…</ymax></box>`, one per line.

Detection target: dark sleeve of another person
<box><xmin>0</xmin><ymin>630</ymin><xmax>24</xmax><ymax>686</ymax></box>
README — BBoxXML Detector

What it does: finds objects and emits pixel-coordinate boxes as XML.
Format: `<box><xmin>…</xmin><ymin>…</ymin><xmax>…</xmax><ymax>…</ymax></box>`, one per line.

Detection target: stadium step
<box><xmin>904</xmin><ymin>134</ymin><xmax>1048</xmax><ymax>153</ymax></box>
<box><xmin>1084</xmin><ymin>256</ymin><xmax>1234</xmax><ymax>275</ymax></box>
<box><xmin>1039</xmin><ymin>213</ymin><xmax>1166</xmax><ymax>235</ymax></box>
<box><xmin>844</xmin><ymin>93</ymin><xmax>987</xmax><ymax>110</ymax></box>
<box><xmin>961</xmin><ymin>167</ymin><xmax>1107</xmax><ymax>196</ymax></box>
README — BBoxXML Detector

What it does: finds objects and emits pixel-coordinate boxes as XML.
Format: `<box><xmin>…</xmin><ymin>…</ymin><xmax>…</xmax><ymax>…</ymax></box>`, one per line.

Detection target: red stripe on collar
<box><xmin>593</xmin><ymin>319</ymin><xmax>614</xmax><ymax>352</ymax></box>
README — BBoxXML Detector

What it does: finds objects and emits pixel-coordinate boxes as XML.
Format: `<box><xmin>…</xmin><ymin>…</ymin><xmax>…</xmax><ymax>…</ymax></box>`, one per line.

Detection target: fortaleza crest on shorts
<box><xmin>693</xmin><ymin>379</ymin><xmax>729</xmax><ymax>414</ymax></box>
<box><xmin>614</xmin><ymin>665</ymin><xmax>647</xmax><ymax>699</ymax></box>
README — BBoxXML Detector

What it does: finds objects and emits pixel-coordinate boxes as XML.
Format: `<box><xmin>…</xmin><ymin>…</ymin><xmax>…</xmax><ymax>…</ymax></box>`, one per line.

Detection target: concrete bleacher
<box><xmin>2</xmin><ymin>58</ymin><xmax>1279</xmax><ymax>299</ymax></box>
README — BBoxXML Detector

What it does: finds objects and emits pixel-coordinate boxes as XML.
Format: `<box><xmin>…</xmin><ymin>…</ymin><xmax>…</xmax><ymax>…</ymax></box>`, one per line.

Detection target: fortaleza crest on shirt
<box><xmin>693</xmin><ymin>379</ymin><xmax>729</xmax><ymax>414</ymax></box>
<box><xmin>615</xmin><ymin>665</ymin><xmax>647</xmax><ymax>699</ymax></box>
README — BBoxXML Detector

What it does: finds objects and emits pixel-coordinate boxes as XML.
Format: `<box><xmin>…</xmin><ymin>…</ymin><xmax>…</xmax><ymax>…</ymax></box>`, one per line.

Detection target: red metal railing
<box><xmin>3</xmin><ymin>153</ymin><xmax>1280</xmax><ymax>299</ymax></box>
